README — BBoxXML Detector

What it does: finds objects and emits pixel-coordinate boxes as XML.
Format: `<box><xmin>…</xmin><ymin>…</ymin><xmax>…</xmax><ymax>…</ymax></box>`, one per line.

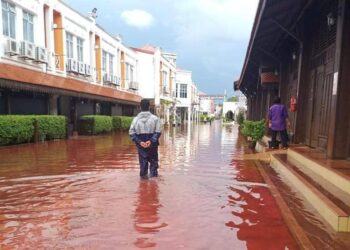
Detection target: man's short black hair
<box><xmin>273</xmin><ymin>97</ymin><xmax>281</xmax><ymax>104</ymax></box>
<box><xmin>140</xmin><ymin>99</ymin><xmax>150</xmax><ymax>111</ymax></box>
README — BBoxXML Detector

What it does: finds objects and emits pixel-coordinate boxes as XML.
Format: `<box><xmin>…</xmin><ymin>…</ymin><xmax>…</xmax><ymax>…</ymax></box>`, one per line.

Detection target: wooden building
<box><xmin>236</xmin><ymin>0</ymin><xmax>350</xmax><ymax>160</ymax></box>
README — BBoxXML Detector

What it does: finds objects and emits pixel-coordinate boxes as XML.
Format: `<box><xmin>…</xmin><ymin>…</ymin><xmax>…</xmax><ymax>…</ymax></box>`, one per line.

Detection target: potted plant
<box><xmin>241</xmin><ymin>119</ymin><xmax>265</xmax><ymax>150</ymax></box>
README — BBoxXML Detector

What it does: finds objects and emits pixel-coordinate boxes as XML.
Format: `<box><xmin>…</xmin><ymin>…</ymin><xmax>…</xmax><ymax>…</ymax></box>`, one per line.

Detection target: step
<box><xmin>287</xmin><ymin>148</ymin><xmax>350</xmax><ymax>196</ymax></box>
<box><xmin>270</xmin><ymin>154</ymin><xmax>350</xmax><ymax>232</ymax></box>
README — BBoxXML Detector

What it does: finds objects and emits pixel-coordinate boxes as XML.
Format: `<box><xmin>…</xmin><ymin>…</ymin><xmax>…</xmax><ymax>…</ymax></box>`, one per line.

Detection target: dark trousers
<box><xmin>138</xmin><ymin>147</ymin><xmax>159</xmax><ymax>177</ymax></box>
<box><xmin>271</xmin><ymin>129</ymin><xmax>288</xmax><ymax>148</ymax></box>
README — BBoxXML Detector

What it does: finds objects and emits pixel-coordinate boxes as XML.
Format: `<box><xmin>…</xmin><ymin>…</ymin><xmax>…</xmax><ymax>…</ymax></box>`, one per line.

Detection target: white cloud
<box><xmin>121</xmin><ymin>9</ymin><xmax>155</xmax><ymax>29</ymax></box>
<box><xmin>174</xmin><ymin>0</ymin><xmax>258</xmax><ymax>46</ymax></box>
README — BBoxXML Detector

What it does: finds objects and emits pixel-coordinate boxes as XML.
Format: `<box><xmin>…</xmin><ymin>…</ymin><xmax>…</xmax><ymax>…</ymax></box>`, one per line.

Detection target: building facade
<box><xmin>175</xmin><ymin>69</ymin><xmax>199</xmax><ymax>123</ymax></box>
<box><xmin>236</xmin><ymin>0</ymin><xmax>350</xmax><ymax>160</ymax></box>
<box><xmin>199</xmin><ymin>92</ymin><xmax>215</xmax><ymax>116</ymax></box>
<box><xmin>0</xmin><ymin>0</ymin><xmax>141</xmax><ymax>133</ymax></box>
<box><xmin>132</xmin><ymin>45</ymin><xmax>176</xmax><ymax>125</ymax></box>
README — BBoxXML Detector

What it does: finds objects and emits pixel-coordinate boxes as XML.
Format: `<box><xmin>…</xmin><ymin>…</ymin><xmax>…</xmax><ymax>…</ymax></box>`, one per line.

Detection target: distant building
<box><xmin>175</xmin><ymin>69</ymin><xmax>199</xmax><ymax>123</ymax></box>
<box><xmin>199</xmin><ymin>92</ymin><xmax>215</xmax><ymax>116</ymax></box>
<box><xmin>132</xmin><ymin>45</ymin><xmax>176</xmax><ymax>125</ymax></box>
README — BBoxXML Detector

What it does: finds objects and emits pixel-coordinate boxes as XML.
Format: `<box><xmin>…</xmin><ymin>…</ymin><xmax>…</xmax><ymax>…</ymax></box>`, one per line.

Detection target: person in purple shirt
<box><xmin>268</xmin><ymin>97</ymin><xmax>290</xmax><ymax>149</ymax></box>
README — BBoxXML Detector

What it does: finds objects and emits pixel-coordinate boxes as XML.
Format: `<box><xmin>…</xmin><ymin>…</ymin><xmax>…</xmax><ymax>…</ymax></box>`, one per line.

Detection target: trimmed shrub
<box><xmin>199</xmin><ymin>114</ymin><xmax>207</xmax><ymax>122</ymax></box>
<box><xmin>0</xmin><ymin>115</ymin><xmax>35</xmax><ymax>145</ymax></box>
<box><xmin>34</xmin><ymin>115</ymin><xmax>67</xmax><ymax>140</ymax></box>
<box><xmin>0</xmin><ymin>115</ymin><xmax>67</xmax><ymax>145</ymax></box>
<box><xmin>241</xmin><ymin>119</ymin><xmax>265</xmax><ymax>142</ymax></box>
<box><xmin>112</xmin><ymin>116</ymin><xmax>134</xmax><ymax>131</ymax></box>
<box><xmin>237</xmin><ymin>111</ymin><xmax>245</xmax><ymax>126</ymax></box>
<box><xmin>79</xmin><ymin>115</ymin><xmax>113</xmax><ymax>135</ymax></box>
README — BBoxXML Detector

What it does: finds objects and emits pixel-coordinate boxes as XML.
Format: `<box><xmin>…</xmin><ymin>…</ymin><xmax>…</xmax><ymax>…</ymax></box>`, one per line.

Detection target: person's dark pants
<box><xmin>138</xmin><ymin>147</ymin><xmax>159</xmax><ymax>178</ymax></box>
<box><xmin>271</xmin><ymin>129</ymin><xmax>288</xmax><ymax>148</ymax></box>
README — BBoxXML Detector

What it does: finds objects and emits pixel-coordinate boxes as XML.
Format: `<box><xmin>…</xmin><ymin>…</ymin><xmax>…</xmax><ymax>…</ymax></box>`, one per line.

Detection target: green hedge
<box><xmin>236</xmin><ymin>111</ymin><xmax>245</xmax><ymax>126</ymax></box>
<box><xmin>112</xmin><ymin>116</ymin><xmax>134</xmax><ymax>131</ymax></box>
<box><xmin>0</xmin><ymin>115</ymin><xmax>67</xmax><ymax>145</ymax></box>
<box><xmin>0</xmin><ymin>116</ymin><xmax>35</xmax><ymax>145</ymax></box>
<box><xmin>200</xmin><ymin>114</ymin><xmax>214</xmax><ymax>122</ymax></box>
<box><xmin>34</xmin><ymin>115</ymin><xmax>67</xmax><ymax>140</ymax></box>
<box><xmin>79</xmin><ymin>115</ymin><xmax>113</xmax><ymax>135</ymax></box>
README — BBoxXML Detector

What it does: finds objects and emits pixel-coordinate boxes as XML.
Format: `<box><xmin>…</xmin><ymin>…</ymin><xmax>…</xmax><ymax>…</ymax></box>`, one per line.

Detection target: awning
<box><xmin>0</xmin><ymin>63</ymin><xmax>142</xmax><ymax>105</ymax></box>
<box><xmin>237</xmin><ymin>0</ymin><xmax>313</xmax><ymax>96</ymax></box>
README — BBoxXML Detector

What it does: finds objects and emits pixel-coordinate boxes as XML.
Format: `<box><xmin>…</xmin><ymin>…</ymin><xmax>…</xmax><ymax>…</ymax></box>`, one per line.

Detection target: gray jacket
<box><xmin>129</xmin><ymin>111</ymin><xmax>162</xmax><ymax>147</ymax></box>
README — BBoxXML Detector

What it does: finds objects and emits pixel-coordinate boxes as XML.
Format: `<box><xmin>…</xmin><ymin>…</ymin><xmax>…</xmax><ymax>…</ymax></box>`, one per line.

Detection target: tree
<box><xmin>227</xmin><ymin>96</ymin><xmax>239</xmax><ymax>102</ymax></box>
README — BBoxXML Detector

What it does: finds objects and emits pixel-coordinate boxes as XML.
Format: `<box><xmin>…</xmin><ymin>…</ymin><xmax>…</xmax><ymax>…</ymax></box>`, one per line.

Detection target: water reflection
<box><xmin>0</xmin><ymin>122</ymin><xmax>306</xmax><ymax>249</ymax></box>
<box><xmin>133</xmin><ymin>179</ymin><xmax>167</xmax><ymax>248</ymax></box>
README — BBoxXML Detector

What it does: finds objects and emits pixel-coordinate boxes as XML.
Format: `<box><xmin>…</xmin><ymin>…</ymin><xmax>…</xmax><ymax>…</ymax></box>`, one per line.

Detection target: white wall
<box><xmin>222</xmin><ymin>102</ymin><xmax>239</xmax><ymax>117</ymax></box>
<box><xmin>136</xmin><ymin>52</ymin><xmax>155</xmax><ymax>99</ymax></box>
<box><xmin>176</xmin><ymin>69</ymin><xmax>193</xmax><ymax>107</ymax></box>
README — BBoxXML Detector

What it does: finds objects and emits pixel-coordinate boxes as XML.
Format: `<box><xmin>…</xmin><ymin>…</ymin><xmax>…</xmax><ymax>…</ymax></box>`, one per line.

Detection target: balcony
<box><xmin>129</xmin><ymin>81</ymin><xmax>139</xmax><ymax>90</ymax></box>
<box><xmin>103</xmin><ymin>74</ymin><xmax>120</xmax><ymax>88</ymax></box>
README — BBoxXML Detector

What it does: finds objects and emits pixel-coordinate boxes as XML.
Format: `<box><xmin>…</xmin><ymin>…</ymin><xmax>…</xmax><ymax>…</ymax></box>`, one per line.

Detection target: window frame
<box><xmin>23</xmin><ymin>10</ymin><xmax>34</xmax><ymax>43</ymax></box>
<box><xmin>108</xmin><ymin>53</ymin><xmax>113</xmax><ymax>75</ymax></box>
<box><xmin>102</xmin><ymin>50</ymin><xmax>107</xmax><ymax>72</ymax></box>
<box><xmin>180</xmin><ymin>84</ymin><xmax>187</xmax><ymax>98</ymax></box>
<box><xmin>2</xmin><ymin>0</ymin><xmax>16</xmax><ymax>39</ymax></box>
<box><xmin>77</xmin><ymin>37</ymin><xmax>84</xmax><ymax>62</ymax></box>
<box><xmin>65</xmin><ymin>32</ymin><xmax>74</xmax><ymax>59</ymax></box>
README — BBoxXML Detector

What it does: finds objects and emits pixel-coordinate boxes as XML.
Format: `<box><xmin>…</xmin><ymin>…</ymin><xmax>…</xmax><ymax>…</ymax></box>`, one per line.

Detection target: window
<box><xmin>125</xmin><ymin>63</ymin><xmax>130</xmax><ymax>80</ymax></box>
<box><xmin>180</xmin><ymin>84</ymin><xmax>187</xmax><ymax>98</ymax></box>
<box><xmin>23</xmin><ymin>11</ymin><xmax>33</xmax><ymax>42</ymax></box>
<box><xmin>130</xmin><ymin>65</ymin><xmax>134</xmax><ymax>82</ymax></box>
<box><xmin>109</xmin><ymin>54</ymin><xmax>113</xmax><ymax>74</ymax></box>
<box><xmin>66</xmin><ymin>32</ymin><xmax>74</xmax><ymax>58</ymax></box>
<box><xmin>102</xmin><ymin>50</ymin><xmax>107</xmax><ymax>71</ymax></box>
<box><xmin>2</xmin><ymin>0</ymin><xmax>16</xmax><ymax>39</ymax></box>
<box><xmin>77</xmin><ymin>37</ymin><xmax>84</xmax><ymax>62</ymax></box>
<box><xmin>162</xmin><ymin>71</ymin><xmax>168</xmax><ymax>87</ymax></box>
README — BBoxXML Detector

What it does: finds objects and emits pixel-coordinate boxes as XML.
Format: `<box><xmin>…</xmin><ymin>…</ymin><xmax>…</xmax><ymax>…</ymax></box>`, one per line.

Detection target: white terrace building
<box><xmin>132</xmin><ymin>45</ymin><xmax>176</xmax><ymax>125</ymax></box>
<box><xmin>0</xmin><ymin>0</ymin><xmax>141</xmax><ymax>132</ymax></box>
<box><xmin>175</xmin><ymin>69</ymin><xmax>199</xmax><ymax>124</ymax></box>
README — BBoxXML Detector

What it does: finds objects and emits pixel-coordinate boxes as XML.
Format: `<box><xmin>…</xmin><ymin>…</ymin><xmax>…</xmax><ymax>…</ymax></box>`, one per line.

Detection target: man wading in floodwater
<box><xmin>129</xmin><ymin>99</ymin><xmax>162</xmax><ymax>179</ymax></box>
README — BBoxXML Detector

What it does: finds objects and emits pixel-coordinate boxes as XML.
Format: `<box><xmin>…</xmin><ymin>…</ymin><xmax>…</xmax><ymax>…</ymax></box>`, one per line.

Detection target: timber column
<box><xmin>327</xmin><ymin>0</ymin><xmax>347</xmax><ymax>158</ymax></box>
<box><xmin>48</xmin><ymin>94</ymin><xmax>58</xmax><ymax>115</ymax></box>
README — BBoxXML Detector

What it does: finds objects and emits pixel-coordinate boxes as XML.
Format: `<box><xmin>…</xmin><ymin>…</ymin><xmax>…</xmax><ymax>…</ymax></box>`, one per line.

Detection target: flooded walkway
<box><xmin>0</xmin><ymin>122</ymin><xmax>298</xmax><ymax>249</ymax></box>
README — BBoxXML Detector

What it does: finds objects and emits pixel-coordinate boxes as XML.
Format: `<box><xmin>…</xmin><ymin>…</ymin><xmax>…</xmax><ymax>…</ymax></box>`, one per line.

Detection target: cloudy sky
<box><xmin>64</xmin><ymin>0</ymin><xmax>258</xmax><ymax>95</ymax></box>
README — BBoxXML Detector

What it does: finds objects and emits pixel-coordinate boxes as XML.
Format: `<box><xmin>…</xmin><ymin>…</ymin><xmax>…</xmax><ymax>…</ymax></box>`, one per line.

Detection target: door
<box><xmin>310</xmin><ymin>65</ymin><xmax>325</xmax><ymax>148</ymax></box>
<box><xmin>309</xmin><ymin>46</ymin><xmax>335</xmax><ymax>150</ymax></box>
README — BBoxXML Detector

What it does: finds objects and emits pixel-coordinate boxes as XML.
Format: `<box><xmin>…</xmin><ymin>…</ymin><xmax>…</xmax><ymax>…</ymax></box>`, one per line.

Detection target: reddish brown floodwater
<box><xmin>0</xmin><ymin>122</ymin><xmax>299</xmax><ymax>249</ymax></box>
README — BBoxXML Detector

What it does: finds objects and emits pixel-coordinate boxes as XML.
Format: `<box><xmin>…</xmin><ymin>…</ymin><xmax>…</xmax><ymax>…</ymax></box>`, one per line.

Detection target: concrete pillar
<box><xmin>166</xmin><ymin>106</ymin><xmax>170</xmax><ymax>125</ymax></box>
<box><xmin>48</xmin><ymin>94</ymin><xmax>59</xmax><ymax>115</ymax></box>
<box><xmin>6</xmin><ymin>90</ymin><xmax>11</xmax><ymax>114</ymax></box>
<box><xmin>187</xmin><ymin>106</ymin><xmax>191</xmax><ymax>124</ymax></box>
<box><xmin>172</xmin><ymin>105</ymin><xmax>177</xmax><ymax>127</ymax></box>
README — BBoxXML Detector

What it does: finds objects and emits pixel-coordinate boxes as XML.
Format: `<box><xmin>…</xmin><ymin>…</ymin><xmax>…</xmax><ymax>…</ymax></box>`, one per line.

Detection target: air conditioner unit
<box><xmin>5</xmin><ymin>38</ymin><xmax>19</xmax><ymax>56</ymax></box>
<box><xmin>129</xmin><ymin>81</ymin><xmax>138</xmax><ymax>90</ymax></box>
<box><xmin>19</xmin><ymin>41</ymin><xmax>35</xmax><ymax>60</ymax></box>
<box><xmin>78</xmin><ymin>61</ymin><xmax>85</xmax><ymax>75</ymax></box>
<box><xmin>112</xmin><ymin>75</ymin><xmax>120</xmax><ymax>86</ymax></box>
<box><xmin>34</xmin><ymin>47</ymin><xmax>47</xmax><ymax>64</ymax></box>
<box><xmin>85</xmin><ymin>64</ymin><xmax>92</xmax><ymax>76</ymax></box>
<box><xmin>103</xmin><ymin>73</ymin><xmax>112</xmax><ymax>83</ymax></box>
<box><xmin>66</xmin><ymin>58</ymin><xmax>78</xmax><ymax>73</ymax></box>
